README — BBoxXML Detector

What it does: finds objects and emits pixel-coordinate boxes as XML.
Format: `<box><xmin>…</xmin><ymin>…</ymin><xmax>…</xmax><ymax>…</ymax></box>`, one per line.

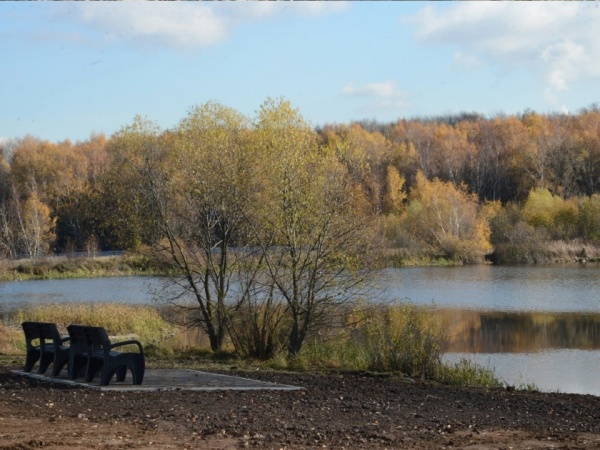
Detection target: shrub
<box><xmin>350</xmin><ymin>303</ymin><xmax>445</xmax><ymax>378</ymax></box>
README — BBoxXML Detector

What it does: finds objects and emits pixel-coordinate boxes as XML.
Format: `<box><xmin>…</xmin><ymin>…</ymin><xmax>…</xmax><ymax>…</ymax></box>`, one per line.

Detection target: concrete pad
<box><xmin>12</xmin><ymin>369</ymin><xmax>303</xmax><ymax>392</ymax></box>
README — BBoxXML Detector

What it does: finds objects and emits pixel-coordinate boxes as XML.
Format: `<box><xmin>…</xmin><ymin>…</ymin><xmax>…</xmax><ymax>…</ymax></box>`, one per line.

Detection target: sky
<box><xmin>1</xmin><ymin>1</ymin><xmax>600</xmax><ymax>144</ymax></box>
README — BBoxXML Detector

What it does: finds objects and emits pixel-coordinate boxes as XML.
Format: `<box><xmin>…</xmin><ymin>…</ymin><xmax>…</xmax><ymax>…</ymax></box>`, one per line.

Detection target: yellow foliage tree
<box><xmin>522</xmin><ymin>188</ymin><xmax>578</xmax><ymax>239</ymax></box>
<box><xmin>251</xmin><ymin>99</ymin><xmax>377</xmax><ymax>357</ymax></box>
<box><xmin>384</xmin><ymin>165</ymin><xmax>407</xmax><ymax>214</ymax></box>
<box><xmin>21</xmin><ymin>191</ymin><xmax>55</xmax><ymax>258</ymax></box>
<box><xmin>403</xmin><ymin>172</ymin><xmax>492</xmax><ymax>262</ymax></box>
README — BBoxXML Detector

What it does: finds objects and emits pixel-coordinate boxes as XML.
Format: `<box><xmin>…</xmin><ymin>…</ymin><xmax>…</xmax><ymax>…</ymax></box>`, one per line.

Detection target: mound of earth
<box><xmin>1</xmin><ymin>365</ymin><xmax>600</xmax><ymax>449</ymax></box>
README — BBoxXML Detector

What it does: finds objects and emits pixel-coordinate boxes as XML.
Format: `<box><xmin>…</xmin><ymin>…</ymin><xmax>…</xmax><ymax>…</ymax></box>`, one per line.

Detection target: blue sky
<box><xmin>1</xmin><ymin>1</ymin><xmax>600</xmax><ymax>143</ymax></box>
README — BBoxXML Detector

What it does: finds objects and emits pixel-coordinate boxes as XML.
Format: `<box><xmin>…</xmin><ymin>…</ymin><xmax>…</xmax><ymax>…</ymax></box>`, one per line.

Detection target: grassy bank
<box><xmin>493</xmin><ymin>240</ymin><xmax>600</xmax><ymax>264</ymax></box>
<box><xmin>0</xmin><ymin>254</ymin><xmax>161</xmax><ymax>281</ymax></box>
<box><xmin>1</xmin><ymin>304</ymin><xmax>182</xmax><ymax>357</ymax></box>
<box><xmin>2</xmin><ymin>242</ymin><xmax>600</xmax><ymax>283</ymax></box>
<box><xmin>1</xmin><ymin>302</ymin><xmax>502</xmax><ymax>389</ymax></box>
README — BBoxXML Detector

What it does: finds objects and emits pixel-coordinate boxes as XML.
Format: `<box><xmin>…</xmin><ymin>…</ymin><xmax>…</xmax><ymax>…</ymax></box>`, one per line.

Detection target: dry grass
<box><xmin>0</xmin><ymin>254</ymin><xmax>158</xmax><ymax>281</ymax></box>
<box><xmin>2</xmin><ymin>303</ymin><xmax>182</xmax><ymax>356</ymax></box>
<box><xmin>545</xmin><ymin>240</ymin><xmax>600</xmax><ymax>262</ymax></box>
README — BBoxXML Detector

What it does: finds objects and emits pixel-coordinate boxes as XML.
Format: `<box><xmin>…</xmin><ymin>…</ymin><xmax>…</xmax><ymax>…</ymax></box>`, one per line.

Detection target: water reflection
<box><xmin>444</xmin><ymin>350</ymin><xmax>600</xmax><ymax>396</ymax></box>
<box><xmin>440</xmin><ymin>309</ymin><xmax>600</xmax><ymax>353</ymax></box>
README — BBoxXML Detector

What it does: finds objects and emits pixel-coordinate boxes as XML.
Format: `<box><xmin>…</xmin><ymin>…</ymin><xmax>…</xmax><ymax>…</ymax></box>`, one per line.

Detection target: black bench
<box><xmin>21</xmin><ymin>322</ymin><xmax>70</xmax><ymax>377</ymax></box>
<box><xmin>65</xmin><ymin>324</ymin><xmax>90</xmax><ymax>380</ymax></box>
<box><xmin>67</xmin><ymin>324</ymin><xmax>145</xmax><ymax>386</ymax></box>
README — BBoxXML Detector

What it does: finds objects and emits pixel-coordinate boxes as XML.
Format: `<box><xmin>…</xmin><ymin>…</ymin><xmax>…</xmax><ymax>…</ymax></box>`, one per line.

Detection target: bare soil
<box><xmin>1</xmin><ymin>364</ymin><xmax>600</xmax><ymax>449</ymax></box>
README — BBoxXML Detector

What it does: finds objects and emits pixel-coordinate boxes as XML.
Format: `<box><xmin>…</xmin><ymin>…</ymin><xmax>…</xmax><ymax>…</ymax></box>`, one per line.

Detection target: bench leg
<box><xmin>131</xmin><ymin>358</ymin><xmax>145</xmax><ymax>385</ymax></box>
<box><xmin>84</xmin><ymin>359</ymin><xmax>103</xmax><ymax>383</ymax></box>
<box><xmin>38</xmin><ymin>352</ymin><xmax>53</xmax><ymax>375</ymax></box>
<box><xmin>24</xmin><ymin>350</ymin><xmax>40</xmax><ymax>373</ymax></box>
<box><xmin>68</xmin><ymin>356</ymin><xmax>87</xmax><ymax>380</ymax></box>
<box><xmin>116</xmin><ymin>366</ymin><xmax>127</xmax><ymax>382</ymax></box>
<box><xmin>100</xmin><ymin>367</ymin><xmax>117</xmax><ymax>386</ymax></box>
<box><xmin>51</xmin><ymin>357</ymin><xmax>68</xmax><ymax>377</ymax></box>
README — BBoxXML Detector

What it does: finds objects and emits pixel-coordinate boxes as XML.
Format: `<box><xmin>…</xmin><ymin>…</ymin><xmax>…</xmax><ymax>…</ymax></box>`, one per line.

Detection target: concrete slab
<box><xmin>12</xmin><ymin>369</ymin><xmax>303</xmax><ymax>392</ymax></box>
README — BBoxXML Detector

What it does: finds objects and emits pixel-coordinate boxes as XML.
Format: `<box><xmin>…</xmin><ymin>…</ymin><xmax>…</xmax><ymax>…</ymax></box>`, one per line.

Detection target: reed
<box><xmin>436</xmin><ymin>357</ymin><xmax>502</xmax><ymax>388</ymax></box>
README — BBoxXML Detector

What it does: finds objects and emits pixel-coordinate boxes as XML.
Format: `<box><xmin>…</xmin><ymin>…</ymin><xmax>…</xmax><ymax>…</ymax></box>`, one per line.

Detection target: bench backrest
<box><xmin>37</xmin><ymin>322</ymin><xmax>62</xmax><ymax>343</ymax></box>
<box><xmin>22</xmin><ymin>322</ymin><xmax>41</xmax><ymax>341</ymax></box>
<box><xmin>22</xmin><ymin>321</ymin><xmax>64</xmax><ymax>349</ymax></box>
<box><xmin>84</xmin><ymin>326</ymin><xmax>111</xmax><ymax>348</ymax></box>
<box><xmin>22</xmin><ymin>322</ymin><xmax>41</xmax><ymax>351</ymax></box>
<box><xmin>67</xmin><ymin>324</ymin><xmax>89</xmax><ymax>347</ymax></box>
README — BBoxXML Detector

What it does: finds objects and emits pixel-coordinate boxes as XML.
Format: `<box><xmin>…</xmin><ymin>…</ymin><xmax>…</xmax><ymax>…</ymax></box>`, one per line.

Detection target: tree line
<box><xmin>2</xmin><ymin>101</ymin><xmax>600</xmax><ymax>263</ymax></box>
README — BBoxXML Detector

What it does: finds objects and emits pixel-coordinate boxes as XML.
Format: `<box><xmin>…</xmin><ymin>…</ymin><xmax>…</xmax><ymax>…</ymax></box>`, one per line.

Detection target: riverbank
<box><xmin>0</xmin><ymin>253</ymin><xmax>159</xmax><ymax>281</ymax></box>
<box><xmin>1</xmin><ymin>362</ymin><xmax>600</xmax><ymax>449</ymax></box>
<box><xmin>3</xmin><ymin>241</ymin><xmax>600</xmax><ymax>283</ymax></box>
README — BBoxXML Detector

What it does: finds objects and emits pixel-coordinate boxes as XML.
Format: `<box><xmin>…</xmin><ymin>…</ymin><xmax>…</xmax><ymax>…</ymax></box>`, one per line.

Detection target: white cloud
<box><xmin>343</xmin><ymin>80</ymin><xmax>409</xmax><ymax>111</ymax></box>
<box><xmin>58</xmin><ymin>2</ymin><xmax>348</xmax><ymax>50</ymax></box>
<box><xmin>71</xmin><ymin>3</ymin><xmax>228</xmax><ymax>48</ymax></box>
<box><xmin>405</xmin><ymin>2</ymin><xmax>600</xmax><ymax>105</ymax></box>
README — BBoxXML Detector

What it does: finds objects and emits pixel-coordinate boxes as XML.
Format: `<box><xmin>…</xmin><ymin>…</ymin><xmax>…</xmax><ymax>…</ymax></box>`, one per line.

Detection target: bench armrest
<box><xmin>110</xmin><ymin>340</ymin><xmax>144</xmax><ymax>354</ymax></box>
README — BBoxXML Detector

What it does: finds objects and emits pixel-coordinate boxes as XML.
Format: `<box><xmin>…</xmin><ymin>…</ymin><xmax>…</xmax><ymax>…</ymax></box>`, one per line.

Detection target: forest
<box><xmin>2</xmin><ymin>100</ymin><xmax>600</xmax><ymax>265</ymax></box>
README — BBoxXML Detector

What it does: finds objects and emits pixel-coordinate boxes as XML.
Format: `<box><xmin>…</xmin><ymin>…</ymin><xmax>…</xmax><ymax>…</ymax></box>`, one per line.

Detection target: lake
<box><xmin>378</xmin><ymin>264</ymin><xmax>600</xmax><ymax>395</ymax></box>
<box><xmin>2</xmin><ymin>264</ymin><xmax>600</xmax><ymax>395</ymax></box>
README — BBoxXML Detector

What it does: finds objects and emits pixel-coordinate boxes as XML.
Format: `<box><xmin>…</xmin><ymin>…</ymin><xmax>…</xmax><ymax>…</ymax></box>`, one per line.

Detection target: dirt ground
<box><xmin>2</xmin><ymin>364</ymin><xmax>600</xmax><ymax>450</ymax></box>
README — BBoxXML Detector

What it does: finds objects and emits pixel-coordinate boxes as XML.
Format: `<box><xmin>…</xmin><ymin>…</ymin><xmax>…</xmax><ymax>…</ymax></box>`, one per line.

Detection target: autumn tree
<box><xmin>383</xmin><ymin>165</ymin><xmax>407</xmax><ymax>214</ymax></box>
<box><xmin>571</xmin><ymin>111</ymin><xmax>600</xmax><ymax>196</ymax></box>
<box><xmin>320</xmin><ymin>123</ymin><xmax>390</xmax><ymax>214</ymax></box>
<box><xmin>152</xmin><ymin>102</ymin><xmax>261</xmax><ymax>353</ymax></box>
<box><xmin>403</xmin><ymin>121</ymin><xmax>438</xmax><ymax>179</ymax></box>
<box><xmin>251</xmin><ymin>99</ymin><xmax>377</xmax><ymax>357</ymax></box>
<box><xmin>401</xmin><ymin>172</ymin><xmax>492</xmax><ymax>263</ymax></box>
<box><xmin>0</xmin><ymin>157</ymin><xmax>16</xmax><ymax>257</ymax></box>
<box><xmin>20</xmin><ymin>191</ymin><xmax>55</xmax><ymax>258</ymax></box>
<box><xmin>99</xmin><ymin>117</ymin><xmax>168</xmax><ymax>250</ymax></box>
<box><xmin>431</xmin><ymin>123</ymin><xmax>474</xmax><ymax>184</ymax></box>
<box><xmin>522</xmin><ymin>188</ymin><xmax>578</xmax><ymax>240</ymax></box>
<box><xmin>8</xmin><ymin>135</ymin><xmax>101</xmax><ymax>252</ymax></box>
<box><xmin>578</xmin><ymin>194</ymin><xmax>600</xmax><ymax>243</ymax></box>
<box><xmin>520</xmin><ymin>112</ymin><xmax>556</xmax><ymax>190</ymax></box>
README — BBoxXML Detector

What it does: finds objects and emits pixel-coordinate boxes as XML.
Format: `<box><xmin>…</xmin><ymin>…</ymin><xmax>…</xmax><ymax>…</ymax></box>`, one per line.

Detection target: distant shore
<box><xmin>2</xmin><ymin>244</ymin><xmax>600</xmax><ymax>282</ymax></box>
<box><xmin>0</xmin><ymin>253</ymin><xmax>159</xmax><ymax>282</ymax></box>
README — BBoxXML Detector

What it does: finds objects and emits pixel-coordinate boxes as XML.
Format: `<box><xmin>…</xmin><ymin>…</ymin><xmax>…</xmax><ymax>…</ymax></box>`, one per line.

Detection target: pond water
<box><xmin>379</xmin><ymin>264</ymin><xmax>600</xmax><ymax>395</ymax></box>
<box><xmin>2</xmin><ymin>264</ymin><xmax>600</xmax><ymax>395</ymax></box>
<box><xmin>378</xmin><ymin>264</ymin><xmax>600</xmax><ymax>313</ymax></box>
<box><xmin>0</xmin><ymin>276</ymin><xmax>156</xmax><ymax>314</ymax></box>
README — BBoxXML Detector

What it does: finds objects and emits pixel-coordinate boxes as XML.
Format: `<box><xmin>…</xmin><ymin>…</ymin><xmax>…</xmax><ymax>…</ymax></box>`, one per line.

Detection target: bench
<box><xmin>21</xmin><ymin>322</ymin><xmax>70</xmax><ymax>376</ymax></box>
<box><xmin>67</xmin><ymin>324</ymin><xmax>145</xmax><ymax>386</ymax></box>
<box><xmin>65</xmin><ymin>324</ymin><xmax>90</xmax><ymax>380</ymax></box>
